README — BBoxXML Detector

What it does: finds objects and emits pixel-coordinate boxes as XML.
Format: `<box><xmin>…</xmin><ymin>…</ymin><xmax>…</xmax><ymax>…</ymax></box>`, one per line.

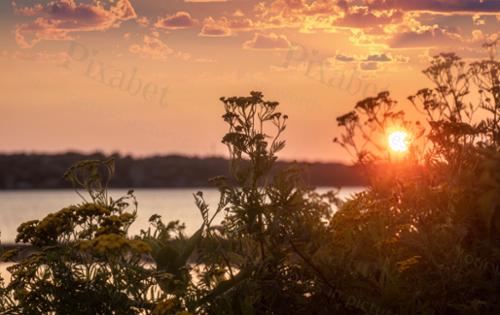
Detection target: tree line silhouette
<box><xmin>0</xmin><ymin>153</ymin><xmax>366</xmax><ymax>189</ymax></box>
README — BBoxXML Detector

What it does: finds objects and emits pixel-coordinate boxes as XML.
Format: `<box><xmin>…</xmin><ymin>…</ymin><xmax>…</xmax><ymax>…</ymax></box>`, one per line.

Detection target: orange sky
<box><xmin>0</xmin><ymin>0</ymin><xmax>498</xmax><ymax>162</ymax></box>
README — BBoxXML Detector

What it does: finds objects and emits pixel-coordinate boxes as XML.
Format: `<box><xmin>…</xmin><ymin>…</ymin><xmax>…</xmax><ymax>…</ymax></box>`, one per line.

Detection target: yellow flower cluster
<box><xmin>15</xmin><ymin>202</ymin><xmax>137</xmax><ymax>246</ymax></box>
<box><xmin>79</xmin><ymin>233</ymin><xmax>151</xmax><ymax>255</ymax></box>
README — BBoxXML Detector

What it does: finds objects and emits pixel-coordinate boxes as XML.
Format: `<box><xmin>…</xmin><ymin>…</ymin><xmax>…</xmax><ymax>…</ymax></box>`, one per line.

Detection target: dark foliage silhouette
<box><xmin>1</xmin><ymin>43</ymin><xmax>499</xmax><ymax>314</ymax></box>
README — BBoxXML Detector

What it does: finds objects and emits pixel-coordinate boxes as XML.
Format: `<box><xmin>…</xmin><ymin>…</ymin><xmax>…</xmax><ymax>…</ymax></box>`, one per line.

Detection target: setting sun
<box><xmin>388</xmin><ymin>131</ymin><xmax>410</xmax><ymax>153</ymax></box>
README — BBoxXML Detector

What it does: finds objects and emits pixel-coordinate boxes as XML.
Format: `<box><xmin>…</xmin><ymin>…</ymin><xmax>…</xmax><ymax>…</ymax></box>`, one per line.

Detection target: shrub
<box><xmin>328</xmin><ymin>44</ymin><xmax>500</xmax><ymax>314</ymax></box>
<box><xmin>1</xmin><ymin>43</ymin><xmax>499</xmax><ymax>314</ymax></box>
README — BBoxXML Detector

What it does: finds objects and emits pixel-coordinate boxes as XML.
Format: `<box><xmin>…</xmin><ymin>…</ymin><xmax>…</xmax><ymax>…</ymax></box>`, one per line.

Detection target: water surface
<box><xmin>0</xmin><ymin>187</ymin><xmax>362</xmax><ymax>243</ymax></box>
<box><xmin>0</xmin><ymin>187</ymin><xmax>363</xmax><ymax>281</ymax></box>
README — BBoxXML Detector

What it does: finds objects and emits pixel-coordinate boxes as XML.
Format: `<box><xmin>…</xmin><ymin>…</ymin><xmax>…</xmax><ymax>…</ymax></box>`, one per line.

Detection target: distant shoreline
<box><xmin>0</xmin><ymin>152</ymin><xmax>367</xmax><ymax>189</ymax></box>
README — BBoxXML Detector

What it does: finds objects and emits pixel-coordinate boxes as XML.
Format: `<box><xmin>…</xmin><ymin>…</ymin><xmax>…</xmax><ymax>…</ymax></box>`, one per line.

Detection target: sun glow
<box><xmin>388</xmin><ymin>131</ymin><xmax>409</xmax><ymax>153</ymax></box>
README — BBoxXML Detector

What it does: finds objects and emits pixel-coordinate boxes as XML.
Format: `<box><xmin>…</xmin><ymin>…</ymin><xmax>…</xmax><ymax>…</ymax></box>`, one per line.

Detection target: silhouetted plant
<box><xmin>0</xmin><ymin>160</ymin><xmax>163</xmax><ymax>314</ymax></box>
<box><xmin>186</xmin><ymin>91</ymin><xmax>339</xmax><ymax>314</ymax></box>
<box><xmin>0</xmin><ymin>92</ymin><xmax>339</xmax><ymax>315</ymax></box>
<box><xmin>1</xmin><ymin>43</ymin><xmax>499</xmax><ymax>315</ymax></box>
<box><xmin>330</xmin><ymin>41</ymin><xmax>500</xmax><ymax>315</ymax></box>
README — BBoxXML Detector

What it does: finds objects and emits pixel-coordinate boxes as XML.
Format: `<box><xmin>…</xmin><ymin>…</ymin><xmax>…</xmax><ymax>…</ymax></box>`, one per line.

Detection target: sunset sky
<box><xmin>1</xmin><ymin>0</ymin><xmax>499</xmax><ymax>162</ymax></box>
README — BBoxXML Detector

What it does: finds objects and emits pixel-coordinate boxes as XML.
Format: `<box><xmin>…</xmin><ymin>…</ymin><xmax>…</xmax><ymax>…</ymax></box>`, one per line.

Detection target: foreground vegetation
<box><xmin>1</xmin><ymin>44</ymin><xmax>499</xmax><ymax>314</ymax></box>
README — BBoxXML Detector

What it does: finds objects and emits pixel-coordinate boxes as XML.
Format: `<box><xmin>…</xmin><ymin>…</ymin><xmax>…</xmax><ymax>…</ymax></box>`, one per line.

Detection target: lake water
<box><xmin>0</xmin><ymin>187</ymin><xmax>363</xmax><ymax>243</ymax></box>
<box><xmin>0</xmin><ymin>187</ymin><xmax>363</xmax><ymax>282</ymax></box>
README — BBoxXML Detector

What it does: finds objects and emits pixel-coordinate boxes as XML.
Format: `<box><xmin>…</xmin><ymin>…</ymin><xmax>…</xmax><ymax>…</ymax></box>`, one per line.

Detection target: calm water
<box><xmin>0</xmin><ymin>188</ymin><xmax>363</xmax><ymax>243</ymax></box>
<box><xmin>0</xmin><ymin>187</ymin><xmax>363</xmax><ymax>281</ymax></box>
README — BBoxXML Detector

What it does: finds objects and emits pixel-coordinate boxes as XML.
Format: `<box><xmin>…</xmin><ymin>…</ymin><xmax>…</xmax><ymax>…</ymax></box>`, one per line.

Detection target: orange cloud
<box><xmin>13</xmin><ymin>0</ymin><xmax>137</xmax><ymax>48</ymax></box>
<box><xmin>388</xmin><ymin>26</ymin><xmax>463</xmax><ymax>48</ymax></box>
<box><xmin>333</xmin><ymin>6</ymin><xmax>404</xmax><ymax>28</ymax></box>
<box><xmin>366</xmin><ymin>0</ymin><xmax>500</xmax><ymax>15</ymax></box>
<box><xmin>137</xmin><ymin>16</ymin><xmax>150</xmax><ymax>27</ymax></box>
<box><xmin>199</xmin><ymin>17</ymin><xmax>232</xmax><ymax>37</ymax></box>
<box><xmin>129</xmin><ymin>34</ymin><xmax>174</xmax><ymax>60</ymax></box>
<box><xmin>155</xmin><ymin>11</ymin><xmax>198</xmax><ymax>30</ymax></box>
<box><xmin>360</xmin><ymin>61</ymin><xmax>378</xmax><ymax>70</ymax></box>
<box><xmin>2</xmin><ymin>50</ymin><xmax>69</xmax><ymax>63</ymax></box>
<box><xmin>243</xmin><ymin>32</ymin><xmax>291</xmax><ymax>50</ymax></box>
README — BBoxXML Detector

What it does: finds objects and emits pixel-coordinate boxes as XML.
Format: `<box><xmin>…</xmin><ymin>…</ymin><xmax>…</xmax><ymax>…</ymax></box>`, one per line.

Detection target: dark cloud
<box><xmin>366</xmin><ymin>0</ymin><xmax>500</xmax><ymax>14</ymax></box>
<box><xmin>365</xmin><ymin>54</ymin><xmax>391</xmax><ymax>62</ymax></box>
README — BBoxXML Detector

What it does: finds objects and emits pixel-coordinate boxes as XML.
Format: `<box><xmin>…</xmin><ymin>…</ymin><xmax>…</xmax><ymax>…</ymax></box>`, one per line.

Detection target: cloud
<box><xmin>333</xmin><ymin>6</ymin><xmax>404</xmax><ymax>28</ymax></box>
<box><xmin>136</xmin><ymin>16</ymin><xmax>150</xmax><ymax>27</ymax></box>
<box><xmin>250</xmin><ymin>0</ymin><xmax>500</xmax><ymax>42</ymax></box>
<box><xmin>129</xmin><ymin>33</ymin><xmax>193</xmax><ymax>61</ymax></box>
<box><xmin>155</xmin><ymin>11</ymin><xmax>198</xmax><ymax>30</ymax></box>
<box><xmin>233</xmin><ymin>10</ymin><xmax>245</xmax><ymax>17</ymax></box>
<box><xmin>366</xmin><ymin>0</ymin><xmax>500</xmax><ymax>15</ymax></box>
<box><xmin>341</xmin><ymin>11</ymin><xmax>482</xmax><ymax>49</ymax></box>
<box><xmin>228</xmin><ymin>17</ymin><xmax>255</xmax><ymax>30</ymax></box>
<box><xmin>199</xmin><ymin>17</ymin><xmax>232</xmax><ymax>37</ymax></box>
<box><xmin>252</xmin><ymin>0</ymin><xmax>336</xmax><ymax>30</ymax></box>
<box><xmin>252</xmin><ymin>0</ymin><xmax>500</xmax><ymax>43</ymax></box>
<box><xmin>129</xmin><ymin>34</ymin><xmax>174</xmax><ymax>60</ymax></box>
<box><xmin>365</xmin><ymin>53</ymin><xmax>391</xmax><ymax>62</ymax></box>
<box><xmin>253</xmin><ymin>0</ymin><xmax>404</xmax><ymax>30</ymax></box>
<box><xmin>389</xmin><ymin>27</ymin><xmax>462</xmax><ymax>48</ymax></box>
<box><xmin>2</xmin><ymin>50</ymin><xmax>69</xmax><ymax>63</ymax></box>
<box><xmin>255</xmin><ymin>0</ymin><xmax>338</xmax><ymax>17</ymax></box>
<box><xmin>336</xmin><ymin>54</ymin><xmax>356</xmax><ymax>62</ymax></box>
<box><xmin>360</xmin><ymin>61</ymin><xmax>379</xmax><ymax>70</ymax></box>
<box><xmin>12</xmin><ymin>3</ymin><xmax>44</xmax><ymax>16</ymax></box>
<box><xmin>243</xmin><ymin>32</ymin><xmax>291</xmax><ymax>50</ymax></box>
<box><xmin>393</xmin><ymin>54</ymin><xmax>410</xmax><ymax>63</ymax></box>
<box><xmin>472</xmin><ymin>14</ymin><xmax>485</xmax><ymax>25</ymax></box>
<box><xmin>13</xmin><ymin>0</ymin><xmax>137</xmax><ymax>48</ymax></box>
<box><xmin>197</xmin><ymin>15</ymin><xmax>256</xmax><ymax>37</ymax></box>
<box><xmin>333</xmin><ymin>52</ymin><xmax>407</xmax><ymax>64</ymax></box>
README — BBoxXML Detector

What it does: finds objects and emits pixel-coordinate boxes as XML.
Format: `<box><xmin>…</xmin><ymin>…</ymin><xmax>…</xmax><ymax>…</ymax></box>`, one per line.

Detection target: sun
<box><xmin>388</xmin><ymin>131</ymin><xmax>410</xmax><ymax>153</ymax></box>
